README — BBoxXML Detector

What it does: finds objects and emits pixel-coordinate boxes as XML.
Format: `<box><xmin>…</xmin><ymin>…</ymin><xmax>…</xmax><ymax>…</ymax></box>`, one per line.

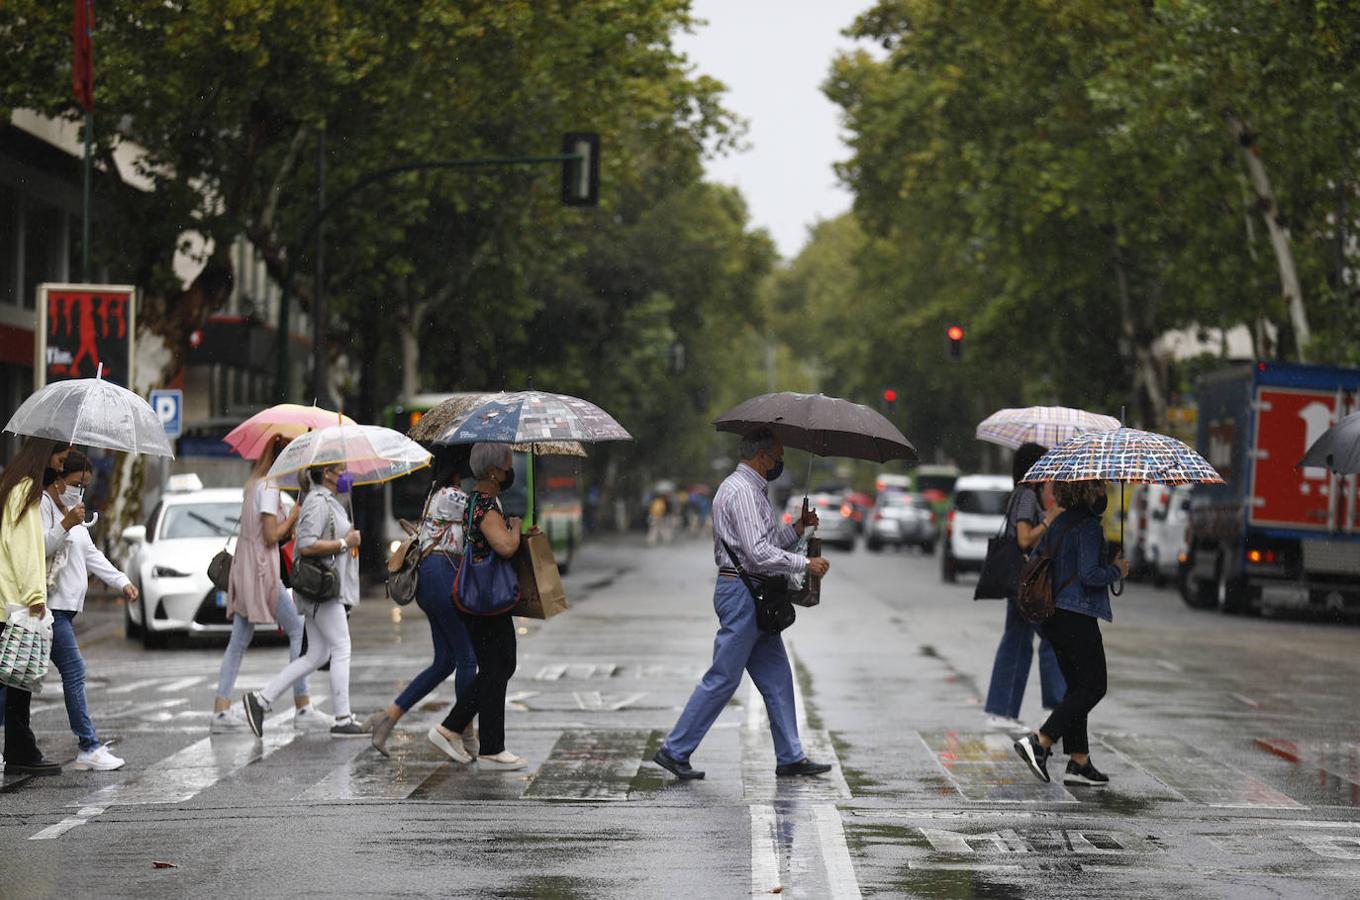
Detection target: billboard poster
<box><xmin>35</xmin><ymin>283</ymin><xmax>137</xmax><ymax>389</ymax></box>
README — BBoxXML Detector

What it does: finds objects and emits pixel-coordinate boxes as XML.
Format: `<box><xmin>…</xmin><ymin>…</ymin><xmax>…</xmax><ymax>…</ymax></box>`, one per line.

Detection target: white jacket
<box><xmin>40</xmin><ymin>493</ymin><xmax>130</xmax><ymax>612</ymax></box>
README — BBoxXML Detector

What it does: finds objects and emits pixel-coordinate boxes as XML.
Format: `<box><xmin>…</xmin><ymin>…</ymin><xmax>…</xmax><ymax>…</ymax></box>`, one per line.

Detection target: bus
<box><xmin>381</xmin><ymin>394</ymin><xmax>584</xmax><ymax>574</ymax></box>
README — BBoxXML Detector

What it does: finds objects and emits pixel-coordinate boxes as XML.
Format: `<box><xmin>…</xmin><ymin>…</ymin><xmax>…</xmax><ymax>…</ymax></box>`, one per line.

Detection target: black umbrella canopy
<box><xmin>714</xmin><ymin>392</ymin><xmax>918</xmax><ymax>463</ymax></box>
<box><xmin>1298</xmin><ymin>410</ymin><xmax>1360</xmax><ymax>474</ymax></box>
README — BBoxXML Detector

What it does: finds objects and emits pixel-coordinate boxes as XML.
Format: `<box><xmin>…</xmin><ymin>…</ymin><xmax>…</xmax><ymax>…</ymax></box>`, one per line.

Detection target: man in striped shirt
<box><xmin>653</xmin><ymin>427</ymin><xmax>833</xmax><ymax>780</ymax></box>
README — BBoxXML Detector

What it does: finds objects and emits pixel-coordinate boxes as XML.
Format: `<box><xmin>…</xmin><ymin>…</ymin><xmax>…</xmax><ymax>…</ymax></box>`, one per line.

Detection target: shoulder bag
<box><xmin>207</xmin><ymin>516</ymin><xmax>240</xmax><ymax>593</ymax></box>
<box><xmin>291</xmin><ymin>498</ymin><xmax>340</xmax><ymax>602</ymax></box>
<box><xmin>386</xmin><ymin>487</ymin><xmax>437</xmax><ymax>606</ymax></box>
<box><xmin>974</xmin><ymin>489</ymin><xmax>1029</xmax><ymax>601</ymax></box>
<box><xmin>721</xmin><ymin>540</ymin><xmax>796</xmax><ymax>634</ymax></box>
<box><xmin>452</xmin><ymin>492</ymin><xmax>520</xmax><ymax>616</ymax></box>
<box><xmin>1016</xmin><ymin>516</ymin><xmax>1081</xmax><ymax>624</ymax></box>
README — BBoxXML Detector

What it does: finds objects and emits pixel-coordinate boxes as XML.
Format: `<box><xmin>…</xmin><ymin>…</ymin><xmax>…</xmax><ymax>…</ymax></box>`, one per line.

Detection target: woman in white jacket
<box><xmin>40</xmin><ymin>451</ymin><xmax>134</xmax><ymax>771</ymax></box>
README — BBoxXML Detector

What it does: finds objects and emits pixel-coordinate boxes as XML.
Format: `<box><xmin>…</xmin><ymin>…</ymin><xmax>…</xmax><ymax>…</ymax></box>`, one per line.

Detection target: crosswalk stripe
<box><xmin>522</xmin><ymin>729</ymin><xmax>651</xmax><ymax>801</ymax></box>
<box><xmin>1101</xmin><ymin>733</ymin><xmax>1304</xmax><ymax>809</ymax></box>
<box><xmin>918</xmin><ymin>730</ymin><xmax>1078</xmax><ymax>803</ymax></box>
<box><xmin>105</xmin><ymin>678</ymin><xmax>165</xmax><ymax>695</ymax></box>
<box><xmin>156</xmin><ymin>676</ymin><xmax>206</xmax><ymax>693</ymax></box>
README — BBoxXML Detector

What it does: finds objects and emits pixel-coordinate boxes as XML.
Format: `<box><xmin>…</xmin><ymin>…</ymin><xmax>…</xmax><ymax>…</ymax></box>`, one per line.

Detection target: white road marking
<box><xmin>749</xmin><ymin>804</ymin><xmax>781</xmax><ymax>896</ymax></box>
<box><xmin>156</xmin><ymin>675</ymin><xmax>205</xmax><ymax>693</ymax></box>
<box><xmin>813</xmin><ymin>804</ymin><xmax>862</xmax><ymax>899</ymax></box>
<box><xmin>1155</xmin><ymin>659</ymin><xmax>1184</xmax><ymax>673</ymax></box>
<box><xmin>571</xmin><ymin>691</ymin><xmax>647</xmax><ymax>711</ymax></box>
<box><xmin>29</xmin><ymin>806</ymin><xmax>105</xmax><ymax>841</ymax></box>
<box><xmin>1229</xmin><ymin>692</ymin><xmax>1261</xmax><ymax>708</ymax></box>
<box><xmin>105</xmin><ymin>677</ymin><xmax>164</xmax><ymax>695</ymax></box>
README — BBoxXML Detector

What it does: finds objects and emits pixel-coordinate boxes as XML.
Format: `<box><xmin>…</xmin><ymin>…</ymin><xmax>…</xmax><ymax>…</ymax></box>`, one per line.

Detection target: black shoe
<box><xmin>653</xmin><ymin>748</ymin><xmax>705</xmax><ymax>780</ymax></box>
<box><xmin>6</xmin><ymin>757</ymin><xmax>62</xmax><ymax>777</ymax></box>
<box><xmin>1063</xmin><ymin>758</ymin><xmax>1110</xmax><ymax>786</ymax></box>
<box><xmin>1013</xmin><ymin>733</ymin><xmax>1051</xmax><ymax>783</ymax></box>
<box><xmin>776</xmin><ymin>758</ymin><xmax>832</xmax><ymax>777</ymax></box>
<box><xmin>242</xmin><ymin>691</ymin><xmax>265</xmax><ymax>738</ymax></box>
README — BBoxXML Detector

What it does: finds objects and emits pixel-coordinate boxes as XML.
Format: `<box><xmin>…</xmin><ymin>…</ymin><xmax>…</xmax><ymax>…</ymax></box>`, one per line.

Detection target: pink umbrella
<box><xmin>224</xmin><ymin>404</ymin><xmax>356</xmax><ymax>460</ymax></box>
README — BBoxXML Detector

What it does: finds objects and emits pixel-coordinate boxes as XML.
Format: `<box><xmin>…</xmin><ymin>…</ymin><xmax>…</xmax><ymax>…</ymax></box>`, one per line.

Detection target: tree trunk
<box><xmin>1111</xmin><ymin>238</ymin><xmax>1168</xmax><ymax>428</ymax></box>
<box><xmin>1228</xmin><ymin>116</ymin><xmax>1311</xmax><ymax>361</ymax></box>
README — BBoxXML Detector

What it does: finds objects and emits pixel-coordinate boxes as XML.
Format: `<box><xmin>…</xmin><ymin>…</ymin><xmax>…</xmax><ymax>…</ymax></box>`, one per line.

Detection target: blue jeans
<box><xmin>394</xmin><ymin>555</ymin><xmax>477</xmax><ymax>711</ymax></box>
<box><xmin>215</xmin><ymin>583</ymin><xmax>308</xmax><ymax>700</ymax></box>
<box><xmin>663</xmin><ymin>576</ymin><xmax>804</xmax><ymax>766</ymax></box>
<box><xmin>50</xmin><ymin>610</ymin><xmax>100</xmax><ymax>751</ymax></box>
<box><xmin>984</xmin><ymin>596</ymin><xmax>1067</xmax><ymax>719</ymax></box>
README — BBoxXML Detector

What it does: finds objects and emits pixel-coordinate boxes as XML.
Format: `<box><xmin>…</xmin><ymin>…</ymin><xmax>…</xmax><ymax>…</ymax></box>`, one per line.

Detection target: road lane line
<box><xmin>750</xmin><ymin>804</ymin><xmax>781</xmax><ymax>895</ymax></box>
<box><xmin>29</xmin><ymin>806</ymin><xmax>105</xmax><ymax>841</ymax></box>
<box><xmin>812</xmin><ymin>804</ymin><xmax>862</xmax><ymax>899</ymax></box>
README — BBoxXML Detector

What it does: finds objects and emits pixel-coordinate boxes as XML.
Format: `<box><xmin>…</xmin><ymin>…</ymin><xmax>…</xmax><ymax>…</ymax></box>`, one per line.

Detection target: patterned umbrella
<box><xmin>407</xmin><ymin>394</ymin><xmax>586</xmax><ymax>457</ymax></box>
<box><xmin>1020</xmin><ymin>427</ymin><xmax>1223</xmax><ymax>485</ymax></box>
<box><xmin>976</xmin><ymin>406</ymin><xmax>1121</xmax><ymax>450</ymax></box>
<box><xmin>430</xmin><ymin>391</ymin><xmax>632</xmax><ymax>446</ymax></box>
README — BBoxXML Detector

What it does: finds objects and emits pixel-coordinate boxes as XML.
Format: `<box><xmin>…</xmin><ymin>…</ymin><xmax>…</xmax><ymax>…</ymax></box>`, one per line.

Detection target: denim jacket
<box><xmin>1039</xmin><ymin>506</ymin><xmax>1120</xmax><ymax>622</ymax></box>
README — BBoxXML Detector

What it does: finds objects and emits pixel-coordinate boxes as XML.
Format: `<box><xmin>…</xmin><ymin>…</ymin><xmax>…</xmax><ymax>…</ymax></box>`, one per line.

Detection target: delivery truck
<box><xmin>1185</xmin><ymin>362</ymin><xmax>1360</xmax><ymax>615</ymax></box>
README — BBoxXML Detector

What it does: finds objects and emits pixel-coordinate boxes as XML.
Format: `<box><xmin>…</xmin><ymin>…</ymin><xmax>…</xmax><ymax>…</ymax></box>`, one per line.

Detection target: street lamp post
<box><xmin>272</xmin><ymin>134</ymin><xmax>600</xmax><ymax>402</ymax></box>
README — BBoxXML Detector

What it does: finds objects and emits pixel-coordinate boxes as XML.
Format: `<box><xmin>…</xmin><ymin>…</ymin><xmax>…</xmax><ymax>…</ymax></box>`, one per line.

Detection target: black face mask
<box><xmin>765</xmin><ymin>458</ymin><xmax>784</xmax><ymax>482</ymax></box>
<box><xmin>1091</xmin><ymin>494</ymin><xmax>1109</xmax><ymax>515</ymax></box>
<box><xmin>499</xmin><ymin>468</ymin><xmax>516</xmax><ymax>490</ymax></box>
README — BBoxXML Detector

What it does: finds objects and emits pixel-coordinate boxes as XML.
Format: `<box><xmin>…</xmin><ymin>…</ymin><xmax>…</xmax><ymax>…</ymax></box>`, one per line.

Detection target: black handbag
<box><xmin>292</xmin><ymin>499</ymin><xmax>340</xmax><ymax>602</ymax></box>
<box><xmin>974</xmin><ymin>490</ymin><xmax>1028</xmax><ymax>601</ymax></box>
<box><xmin>721</xmin><ymin>540</ymin><xmax>796</xmax><ymax>634</ymax></box>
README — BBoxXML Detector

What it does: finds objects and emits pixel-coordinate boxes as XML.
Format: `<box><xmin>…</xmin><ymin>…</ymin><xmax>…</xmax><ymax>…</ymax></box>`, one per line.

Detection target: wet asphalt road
<box><xmin>1</xmin><ymin>534</ymin><xmax>1358</xmax><ymax>898</ymax></box>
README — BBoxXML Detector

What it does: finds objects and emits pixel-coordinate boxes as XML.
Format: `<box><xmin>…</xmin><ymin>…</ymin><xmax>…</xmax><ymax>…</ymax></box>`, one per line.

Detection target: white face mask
<box><xmin>61</xmin><ymin>486</ymin><xmax>84</xmax><ymax>508</ymax></box>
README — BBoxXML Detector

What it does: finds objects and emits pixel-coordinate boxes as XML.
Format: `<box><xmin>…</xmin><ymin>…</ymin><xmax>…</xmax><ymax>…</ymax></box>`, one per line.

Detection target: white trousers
<box><xmin>260</xmin><ymin>600</ymin><xmax>351</xmax><ymax>719</ymax></box>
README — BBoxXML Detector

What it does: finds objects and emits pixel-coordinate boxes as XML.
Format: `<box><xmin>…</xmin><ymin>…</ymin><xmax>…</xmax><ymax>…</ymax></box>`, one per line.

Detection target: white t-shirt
<box><xmin>256</xmin><ymin>481</ymin><xmax>282</xmax><ymax>520</ymax></box>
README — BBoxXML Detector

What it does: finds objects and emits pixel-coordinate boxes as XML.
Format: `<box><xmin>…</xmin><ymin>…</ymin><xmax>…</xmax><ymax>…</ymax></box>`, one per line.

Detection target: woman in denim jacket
<box><xmin>1014</xmin><ymin>479</ymin><xmax>1129</xmax><ymax>787</ymax></box>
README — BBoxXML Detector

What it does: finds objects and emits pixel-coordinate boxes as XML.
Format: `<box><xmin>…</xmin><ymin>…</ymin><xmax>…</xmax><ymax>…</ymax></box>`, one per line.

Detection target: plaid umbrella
<box><xmin>976</xmin><ymin>406</ymin><xmax>1121</xmax><ymax>450</ymax></box>
<box><xmin>1020</xmin><ymin>427</ymin><xmax>1223</xmax><ymax>485</ymax></box>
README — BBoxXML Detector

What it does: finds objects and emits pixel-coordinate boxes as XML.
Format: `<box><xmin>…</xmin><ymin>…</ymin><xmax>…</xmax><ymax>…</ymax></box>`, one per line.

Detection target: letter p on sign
<box><xmin>150</xmin><ymin>389</ymin><xmax>183</xmax><ymax>440</ymax></box>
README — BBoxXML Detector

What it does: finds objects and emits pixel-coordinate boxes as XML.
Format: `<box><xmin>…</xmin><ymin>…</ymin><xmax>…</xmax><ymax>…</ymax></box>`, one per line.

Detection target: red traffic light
<box><xmin>883</xmin><ymin>388</ymin><xmax>898</xmax><ymax>403</ymax></box>
<box><xmin>946</xmin><ymin>325</ymin><xmax>965</xmax><ymax>341</ymax></box>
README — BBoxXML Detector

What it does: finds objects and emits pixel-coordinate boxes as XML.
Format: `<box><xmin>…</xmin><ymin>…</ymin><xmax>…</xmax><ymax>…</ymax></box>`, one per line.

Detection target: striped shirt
<box><xmin>711</xmin><ymin>463</ymin><xmax>807</xmax><ymax>576</ymax></box>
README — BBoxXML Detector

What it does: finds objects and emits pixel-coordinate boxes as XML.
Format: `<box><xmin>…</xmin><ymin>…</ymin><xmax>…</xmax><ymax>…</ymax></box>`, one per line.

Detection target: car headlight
<box><xmin>152</xmin><ymin>565</ymin><xmax>192</xmax><ymax>579</ymax></box>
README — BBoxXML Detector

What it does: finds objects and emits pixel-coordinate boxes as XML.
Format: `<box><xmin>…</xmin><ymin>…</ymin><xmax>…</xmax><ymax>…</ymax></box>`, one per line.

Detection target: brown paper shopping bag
<box><xmin>511</xmin><ymin>532</ymin><xmax>569</xmax><ymax>619</ymax></box>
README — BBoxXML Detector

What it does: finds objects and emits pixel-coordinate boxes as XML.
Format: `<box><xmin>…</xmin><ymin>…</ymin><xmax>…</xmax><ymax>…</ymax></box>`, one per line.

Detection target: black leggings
<box><xmin>1038</xmin><ymin>609</ymin><xmax>1107</xmax><ymax>756</ymax></box>
<box><xmin>440</xmin><ymin>611</ymin><xmax>517</xmax><ymax>756</ymax></box>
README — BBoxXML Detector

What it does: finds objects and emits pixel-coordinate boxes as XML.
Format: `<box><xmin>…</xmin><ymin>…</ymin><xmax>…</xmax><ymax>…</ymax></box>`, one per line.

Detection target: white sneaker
<box><xmin>73</xmin><ymin>745</ymin><xmax>125</xmax><ymax>771</ymax></box>
<box><xmin>985</xmin><ymin>714</ymin><xmax>1026</xmax><ymax>732</ymax></box>
<box><xmin>293</xmin><ymin>705</ymin><xmax>333</xmax><ymax>732</ymax></box>
<box><xmin>477</xmin><ymin>750</ymin><xmax>526</xmax><ymax>771</ymax></box>
<box><xmin>210</xmin><ymin>709</ymin><xmax>250</xmax><ymax>733</ymax></box>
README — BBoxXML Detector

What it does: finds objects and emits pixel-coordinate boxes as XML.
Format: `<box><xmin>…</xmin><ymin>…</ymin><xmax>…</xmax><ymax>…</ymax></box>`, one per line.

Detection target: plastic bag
<box><xmin>0</xmin><ymin>605</ymin><xmax>54</xmax><ymax>693</ymax></box>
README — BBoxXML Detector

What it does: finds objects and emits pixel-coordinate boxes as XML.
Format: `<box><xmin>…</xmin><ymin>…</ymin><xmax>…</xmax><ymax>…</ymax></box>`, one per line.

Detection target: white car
<box><xmin>121</xmin><ymin>480</ymin><xmax>291</xmax><ymax>648</ymax></box>
<box><xmin>941</xmin><ymin>474</ymin><xmax>1013</xmax><ymax>582</ymax></box>
<box><xmin>1141</xmin><ymin>484</ymin><xmax>1192</xmax><ymax>587</ymax></box>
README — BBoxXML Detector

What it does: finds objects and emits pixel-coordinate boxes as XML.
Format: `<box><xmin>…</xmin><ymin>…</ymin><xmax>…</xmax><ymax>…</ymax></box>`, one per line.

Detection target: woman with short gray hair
<box><xmin>428</xmin><ymin>442</ymin><xmax>529</xmax><ymax>770</ymax></box>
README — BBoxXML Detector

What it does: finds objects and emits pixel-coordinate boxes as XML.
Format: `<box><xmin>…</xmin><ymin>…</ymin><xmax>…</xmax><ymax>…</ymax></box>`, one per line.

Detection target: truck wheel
<box><xmin>1216</xmin><ymin>562</ymin><xmax>1252</xmax><ymax>615</ymax></box>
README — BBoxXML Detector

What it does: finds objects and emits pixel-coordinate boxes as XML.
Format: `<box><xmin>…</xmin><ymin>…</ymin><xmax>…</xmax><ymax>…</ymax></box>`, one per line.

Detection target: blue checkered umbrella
<box><xmin>1019</xmin><ymin>427</ymin><xmax>1222</xmax><ymax>485</ymax></box>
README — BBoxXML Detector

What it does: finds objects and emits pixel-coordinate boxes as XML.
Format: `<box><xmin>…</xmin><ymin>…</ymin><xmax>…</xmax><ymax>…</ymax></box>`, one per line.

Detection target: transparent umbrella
<box><xmin>3</xmin><ymin>368</ymin><xmax>174</xmax><ymax>458</ymax></box>
<box><xmin>265</xmin><ymin>424</ymin><xmax>431</xmax><ymax>487</ymax></box>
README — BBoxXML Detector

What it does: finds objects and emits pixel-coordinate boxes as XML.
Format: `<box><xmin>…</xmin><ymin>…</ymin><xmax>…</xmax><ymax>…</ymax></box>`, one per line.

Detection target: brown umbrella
<box><xmin>714</xmin><ymin>391</ymin><xmax>917</xmax><ymax>463</ymax></box>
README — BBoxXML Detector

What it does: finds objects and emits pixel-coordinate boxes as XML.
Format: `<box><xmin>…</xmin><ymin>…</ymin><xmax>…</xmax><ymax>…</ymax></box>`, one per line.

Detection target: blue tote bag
<box><xmin>452</xmin><ymin>493</ymin><xmax>520</xmax><ymax>616</ymax></box>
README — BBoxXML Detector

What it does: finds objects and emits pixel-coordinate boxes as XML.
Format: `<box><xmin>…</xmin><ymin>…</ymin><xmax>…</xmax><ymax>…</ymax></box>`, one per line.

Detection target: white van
<box><xmin>941</xmin><ymin>474</ymin><xmax>1013</xmax><ymax>582</ymax></box>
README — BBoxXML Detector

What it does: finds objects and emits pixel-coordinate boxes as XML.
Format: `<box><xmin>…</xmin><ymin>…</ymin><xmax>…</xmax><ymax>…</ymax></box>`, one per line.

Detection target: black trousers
<box><xmin>1038</xmin><ymin>609</ymin><xmax>1107</xmax><ymax>756</ymax></box>
<box><xmin>2</xmin><ymin>623</ymin><xmax>42</xmax><ymax>765</ymax></box>
<box><xmin>441</xmin><ymin>611</ymin><xmax>516</xmax><ymax>756</ymax></box>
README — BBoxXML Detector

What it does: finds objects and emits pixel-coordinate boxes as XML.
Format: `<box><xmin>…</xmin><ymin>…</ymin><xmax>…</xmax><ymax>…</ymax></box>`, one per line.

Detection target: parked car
<box><xmin>121</xmin><ymin>479</ymin><xmax>292</xmax><ymax>648</ymax></box>
<box><xmin>866</xmin><ymin>492</ymin><xmax>938</xmax><ymax>553</ymax></box>
<box><xmin>1142</xmin><ymin>484</ymin><xmax>1192</xmax><ymax>588</ymax></box>
<box><xmin>941</xmin><ymin>474</ymin><xmax>1012</xmax><ymax>582</ymax></box>
<box><xmin>783</xmin><ymin>493</ymin><xmax>857</xmax><ymax>551</ymax></box>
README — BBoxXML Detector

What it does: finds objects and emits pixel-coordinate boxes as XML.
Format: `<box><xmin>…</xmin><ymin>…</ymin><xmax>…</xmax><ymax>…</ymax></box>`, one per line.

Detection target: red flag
<box><xmin>72</xmin><ymin>0</ymin><xmax>94</xmax><ymax>112</ymax></box>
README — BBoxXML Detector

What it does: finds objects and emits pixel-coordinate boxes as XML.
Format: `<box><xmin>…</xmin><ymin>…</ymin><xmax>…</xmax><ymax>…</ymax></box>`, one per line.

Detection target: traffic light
<box><xmin>946</xmin><ymin>324</ymin><xmax>965</xmax><ymax>359</ymax></box>
<box><xmin>561</xmin><ymin>132</ymin><xmax>600</xmax><ymax>207</ymax></box>
<box><xmin>882</xmin><ymin>387</ymin><xmax>898</xmax><ymax>414</ymax></box>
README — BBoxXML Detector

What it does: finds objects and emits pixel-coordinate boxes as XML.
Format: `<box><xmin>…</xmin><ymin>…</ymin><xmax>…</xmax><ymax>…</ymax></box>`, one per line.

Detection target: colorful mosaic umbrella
<box><xmin>976</xmin><ymin>406</ymin><xmax>1121</xmax><ymax>450</ymax></box>
<box><xmin>1020</xmin><ymin>427</ymin><xmax>1223</xmax><ymax>485</ymax></box>
<box><xmin>430</xmin><ymin>391</ymin><xmax>632</xmax><ymax>446</ymax></box>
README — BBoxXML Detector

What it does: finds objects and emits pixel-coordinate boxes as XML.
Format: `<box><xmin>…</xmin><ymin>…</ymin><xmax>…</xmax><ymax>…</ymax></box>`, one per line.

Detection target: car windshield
<box><xmin>916</xmin><ymin>474</ymin><xmax>958</xmax><ymax>495</ymax></box>
<box><xmin>159</xmin><ymin>502</ymin><xmax>240</xmax><ymax>539</ymax></box>
<box><xmin>954</xmin><ymin>489</ymin><xmax>1009</xmax><ymax>515</ymax></box>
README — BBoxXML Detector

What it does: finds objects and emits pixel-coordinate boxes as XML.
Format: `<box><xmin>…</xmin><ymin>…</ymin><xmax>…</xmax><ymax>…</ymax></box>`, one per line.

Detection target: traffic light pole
<box><xmin>273</xmin><ymin>147</ymin><xmax>593</xmax><ymax>401</ymax></box>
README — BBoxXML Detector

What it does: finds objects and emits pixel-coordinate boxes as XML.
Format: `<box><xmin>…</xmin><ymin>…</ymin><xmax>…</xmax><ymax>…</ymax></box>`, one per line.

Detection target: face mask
<box><xmin>61</xmin><ymin>486</ymin><xmax>84</xmax><ymax>508</ymax></box>
<box><xmin>765</xmin><ymin>458</ymin><xmax>785</xmax><ymax>482</ymax></box>
<box><xmin>1091</xmin><ymin>494</ymin><xmax>1109</xmax><ymax>515</ymax></box>
<box><xmin>499</xmin><ymin>468</ymin><xmax>516</xmax><ymax>490</ymax></box>
<box><xmin>336</xmin><ymin>473</ymin><xmax>354</xmax><ymax>494</ymax></box>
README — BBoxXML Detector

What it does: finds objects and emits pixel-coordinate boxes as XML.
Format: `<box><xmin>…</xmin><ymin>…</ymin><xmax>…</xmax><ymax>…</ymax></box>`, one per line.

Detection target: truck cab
<box><xmin>1186</xmin><ymin>362</ymin><xmax>1360</xmax><ymax>615</ymax></box>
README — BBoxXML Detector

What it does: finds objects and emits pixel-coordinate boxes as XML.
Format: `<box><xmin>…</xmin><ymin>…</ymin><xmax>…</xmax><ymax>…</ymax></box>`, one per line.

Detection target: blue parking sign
<box><xmin>150</xmin><ymin>389</ymin><xmax>183</xmax><ymax>439</ymax></box>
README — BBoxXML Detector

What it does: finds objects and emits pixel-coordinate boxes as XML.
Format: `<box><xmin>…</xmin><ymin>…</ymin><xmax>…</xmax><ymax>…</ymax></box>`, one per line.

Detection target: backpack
<box><xmin>1016</xmin><ymin>516</ymin><xmax>1081</xmax><ymax>624</ymax></box>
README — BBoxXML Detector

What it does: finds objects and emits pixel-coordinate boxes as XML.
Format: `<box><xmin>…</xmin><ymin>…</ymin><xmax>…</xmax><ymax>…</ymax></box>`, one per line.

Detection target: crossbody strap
<box><xmin>720</xmin><ymin>539</ymin><xmax>763</xmax><ymax>599</ymax></box>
